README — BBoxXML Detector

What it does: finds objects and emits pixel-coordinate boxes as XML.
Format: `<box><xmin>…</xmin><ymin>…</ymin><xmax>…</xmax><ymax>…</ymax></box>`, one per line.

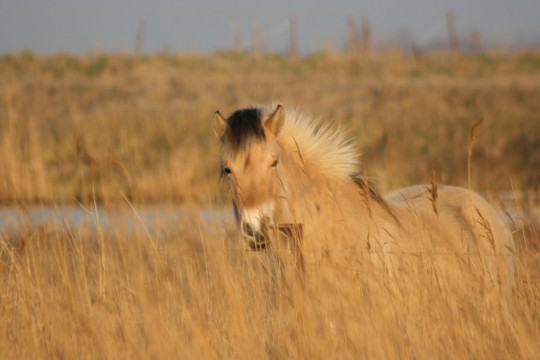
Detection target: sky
<box><xmin>0</xmin><ymin>0</ymin><xmax>539</xmax><ymax>55</ymax></box>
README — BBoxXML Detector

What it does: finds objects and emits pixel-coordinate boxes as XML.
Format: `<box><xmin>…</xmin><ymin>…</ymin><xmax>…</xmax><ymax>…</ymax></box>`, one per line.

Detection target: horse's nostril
<box><xmin>240</xmin><ymin>220</ymin><xmax>268</xmax><ymax>250</ymax></box>
<box><xmin>242</xmin><ymin>222</ymin><xmax>254</xmax><ymax>237</ymax></box>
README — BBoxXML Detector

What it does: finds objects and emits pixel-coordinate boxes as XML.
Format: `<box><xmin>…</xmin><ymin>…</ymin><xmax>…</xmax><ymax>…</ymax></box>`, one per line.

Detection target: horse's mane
<box><xmin>261</xmin><ymin>105</ymin><xmax>360</xmax><ymax>181</ymax></box>
<box><xmin>260</xmin><ymin>105</ymin><xmax>400</xmax><ymax>223</ymax></box>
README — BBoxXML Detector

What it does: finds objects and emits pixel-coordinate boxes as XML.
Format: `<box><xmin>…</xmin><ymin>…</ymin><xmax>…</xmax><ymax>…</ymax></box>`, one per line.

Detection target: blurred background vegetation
<box><xmin>0</xmin><ymin>51</ymin><xmax>539</xmax><ymax>205</ymax></box>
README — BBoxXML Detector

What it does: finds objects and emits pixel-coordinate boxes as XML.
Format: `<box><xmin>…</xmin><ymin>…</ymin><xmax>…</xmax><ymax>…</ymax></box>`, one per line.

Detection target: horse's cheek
<box><xmin>231</xmin><ymin>181</ymin><xmax>244</xmax><ymax>207</ymax></box>
<box><xmin>268</xmin><ymin>177</ymin><xmax>279</xmax><ymax>202</ymax></box>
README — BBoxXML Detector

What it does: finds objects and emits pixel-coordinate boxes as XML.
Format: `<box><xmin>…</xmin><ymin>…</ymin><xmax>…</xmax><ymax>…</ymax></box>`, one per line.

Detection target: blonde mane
<box><xmin>261</xmin><ymin>105</ymin><xmax>360</xmax><ymax>181</ymax></box>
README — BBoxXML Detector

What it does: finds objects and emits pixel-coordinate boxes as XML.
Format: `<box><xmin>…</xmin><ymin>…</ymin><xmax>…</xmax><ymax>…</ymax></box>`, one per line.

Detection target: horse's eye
<box><xmin>222</xmin><ymin>167</ymin><xmax>232</xmax><ymax>178</ymax></box>
<box><xmin>271</xmin><ymin>159</ymin><xmax>279</xmax><ymax>168</ymax></box>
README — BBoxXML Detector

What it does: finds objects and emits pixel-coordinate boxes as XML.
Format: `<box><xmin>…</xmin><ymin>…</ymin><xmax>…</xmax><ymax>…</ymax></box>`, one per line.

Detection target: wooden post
<box><xmin>470</xmin><ymin>29</ymin><xmax>481</xmax><ymax>54</ymax></box>
<box><xmin>231</xmin><ymin>22</ymin><xmax>243</xmax><ymax>54</ymax></box>
<box><xmin>289</xmin><ymin>16</ymin><xmax>298</xmax><ymax>58</ymax></box>
<box><xmin>412</xmin><ymin>43</ymin><xmax>423</xmax><ymax>59</ymax></box>
<box><xmin>252</xmin><ymin>19</ymin><xmax>264</xmax><ymax>59</ymax></box>
<box><xmin>134</xmin><ymin>18</ymin><xmax>146</xmax><ymax>56</ymax></box>
<box><xmin>361</xmin><ymin>17</ymin><xmax>373</xmax><ymax>56</ymax></box>
<box><xmin>347</xmin><ymin>18</ymin><xmax>359</xmax><ymax>58</ymax></box>
<box><xmin>445</xmin><ymin>11</ymin><xmax>459</xmax><ymax>52</ymax></box>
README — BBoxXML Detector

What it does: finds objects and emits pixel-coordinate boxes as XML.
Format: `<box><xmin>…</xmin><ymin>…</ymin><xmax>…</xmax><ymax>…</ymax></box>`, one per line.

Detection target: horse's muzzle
<box><xmin>241</xmin><ymin>221</ymin><xmax>268</xmax><ymax>250</ymax></box>
<box><xmin>241</xmin><ymin>221</ymin><xmax>304</xmax><ymax>252</ymax></box>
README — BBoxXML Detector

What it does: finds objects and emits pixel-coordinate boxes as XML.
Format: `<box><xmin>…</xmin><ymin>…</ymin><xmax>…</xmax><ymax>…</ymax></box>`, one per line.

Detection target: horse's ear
<box><xmin>212</xmin><ymin>111</ymin><xmax>227</xmax><ymax>139</ymax></box>
<box><xmin>264</xmin><ymin>105</ymin><xmax>285</xmax><ymax>136</ymax></box>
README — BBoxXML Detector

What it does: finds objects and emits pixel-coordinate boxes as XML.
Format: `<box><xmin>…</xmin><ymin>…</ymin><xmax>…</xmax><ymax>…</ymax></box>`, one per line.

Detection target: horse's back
<box><xmin>386</xmin><ymin>185</ymin><xmax>515</xmax><ymax>287</ymax></box>
<box><xmin>386</xmin><ymin>185</ymin><xmax>513</xmax><ymax>250</ymax></box>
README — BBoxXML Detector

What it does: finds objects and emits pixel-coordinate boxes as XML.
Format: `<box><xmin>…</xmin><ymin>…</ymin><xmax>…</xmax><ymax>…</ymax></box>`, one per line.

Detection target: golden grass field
<box><xmin>1</xmin><ymin>51</ymin><xmax>540</xmax><ymax>358</ymax></box>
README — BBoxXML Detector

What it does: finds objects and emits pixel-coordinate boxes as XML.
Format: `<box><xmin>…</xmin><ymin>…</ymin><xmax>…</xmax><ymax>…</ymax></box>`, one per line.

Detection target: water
<box><xmin>0</xmin><ymin>192</ymin><xmax>537</xmax><ymax>235</ymax></box>
<box><xmin>0</xmin><ymin>205</ymin><xmax>234</xmax><ymax>234</ymax></box>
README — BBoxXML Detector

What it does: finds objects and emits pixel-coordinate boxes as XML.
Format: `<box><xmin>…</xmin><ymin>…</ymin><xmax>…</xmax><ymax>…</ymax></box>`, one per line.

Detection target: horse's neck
<box><xmin>278</xmin><ymin>145</ymin><xmax>400</xmax><ymax>243</ymax></box>
<box><xmin>278</xmin><ymin>145</ymin><xmax>368</xmax><ymax>221</ymax></box>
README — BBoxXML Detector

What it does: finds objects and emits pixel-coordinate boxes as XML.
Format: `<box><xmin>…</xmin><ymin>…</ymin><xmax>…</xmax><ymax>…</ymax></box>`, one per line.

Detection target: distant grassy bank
<box><xmin>1</xmin><ymin>51</ymin><xmax>539</xmax><ymax>204</ymax></box>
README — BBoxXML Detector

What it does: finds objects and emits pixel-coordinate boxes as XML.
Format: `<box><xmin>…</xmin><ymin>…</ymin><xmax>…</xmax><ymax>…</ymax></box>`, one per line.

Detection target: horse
<box><xmin>212</xmin><ymin>104</ymin><xmax>515</xmax><ymax>289</ymax></box>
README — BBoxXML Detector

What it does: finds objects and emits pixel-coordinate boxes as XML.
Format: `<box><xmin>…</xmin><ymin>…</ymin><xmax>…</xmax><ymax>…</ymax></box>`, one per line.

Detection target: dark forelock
<box><xmin>224</xmin><ymin>107</ymin><xmax>266</xmax><ymax>151</ymax></box>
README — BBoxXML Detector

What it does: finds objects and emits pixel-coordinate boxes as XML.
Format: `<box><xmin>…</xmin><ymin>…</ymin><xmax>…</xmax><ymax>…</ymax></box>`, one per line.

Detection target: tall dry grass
<box><xmin>1</xmin><ymin>205</ymin><xmax>539</xmax><ymax>359</ymax></box>
<box><xmin>0</xmin><ymin>51</ymin><xmax>539</xmax><ymax>358</ymax></box>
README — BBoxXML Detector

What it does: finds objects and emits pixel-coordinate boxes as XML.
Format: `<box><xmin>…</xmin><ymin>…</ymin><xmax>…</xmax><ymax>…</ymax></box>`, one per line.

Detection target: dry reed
<box><xmin>0</xmin><ymin>205</ymin><xmax>539</xmax><ymax>359</ymax></box>
<box><xmin>468</xmin><ymin>118</ymin><xmax>484</xmax><ymax>190</ymax></box>
<box><xmin>0</xmin><ymin>51</ymin><xmax>539</xmax><ymax>358</ymax></box>
<box><xmin>0</xmin><ymin>52</ymin><xmax>539</xmax><ymax>204</ymax></box>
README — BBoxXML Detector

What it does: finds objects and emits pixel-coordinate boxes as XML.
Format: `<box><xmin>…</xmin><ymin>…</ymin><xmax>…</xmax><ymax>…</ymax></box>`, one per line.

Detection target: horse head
<box><xmin>213</xmin><ymin>105</ymin><xmax>285</xmax><ymax>249</ymax></box>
